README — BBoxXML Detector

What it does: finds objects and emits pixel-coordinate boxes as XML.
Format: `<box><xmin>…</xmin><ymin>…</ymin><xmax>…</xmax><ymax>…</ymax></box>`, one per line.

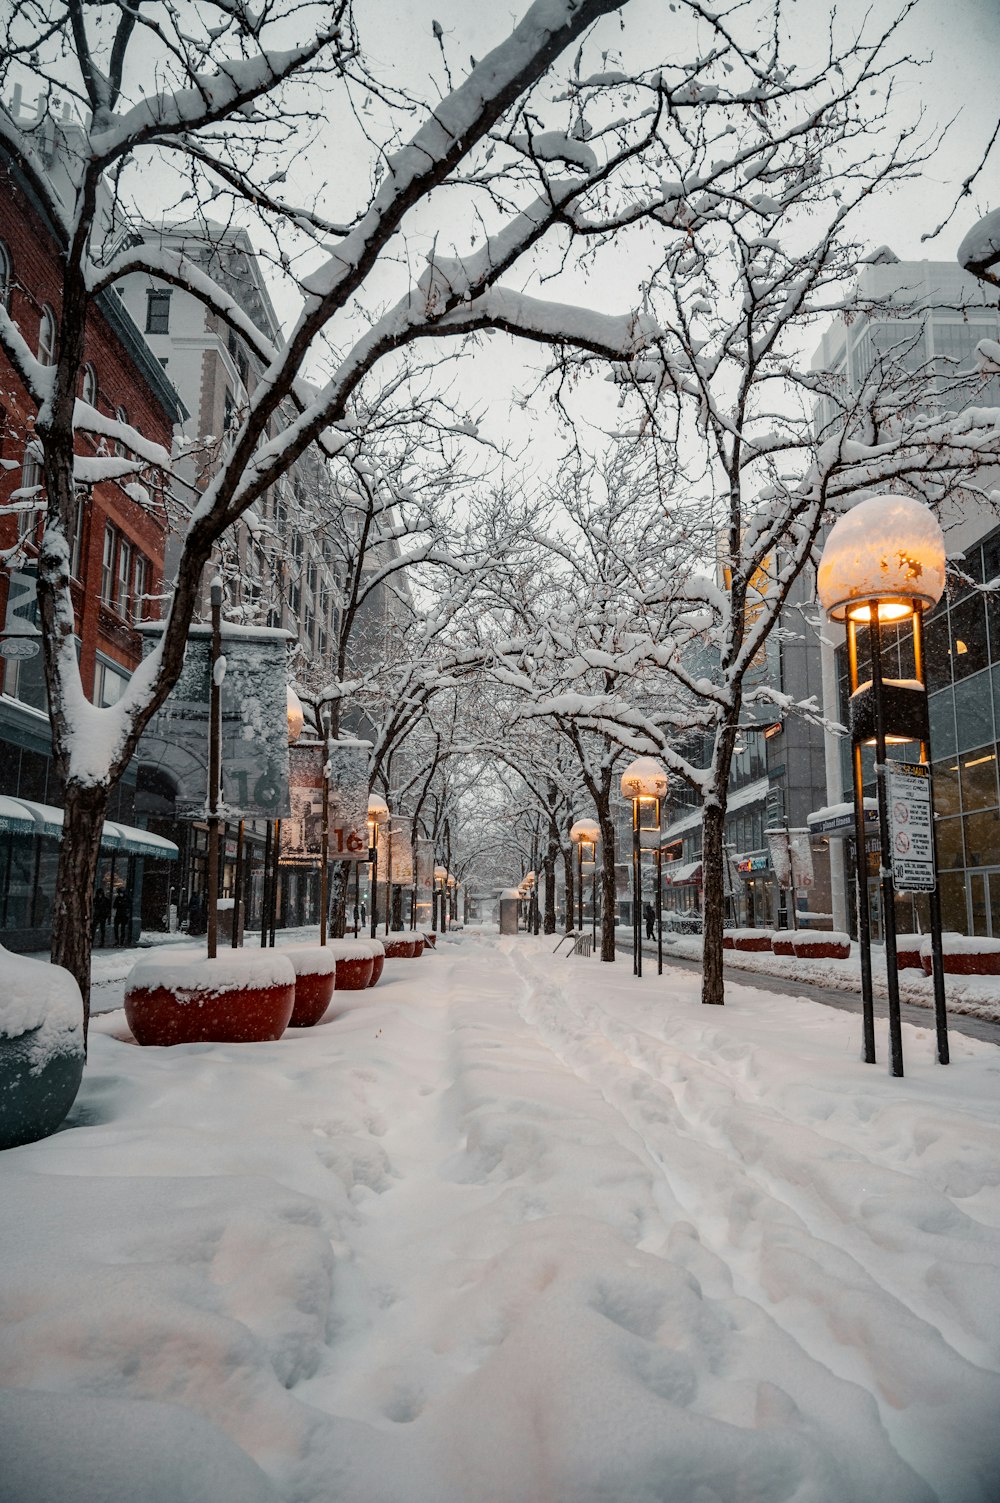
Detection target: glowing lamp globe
<box><xmin>817</xmin><ymin>495</ymin><xmax>946</xmax><ymax>623</ymax></box>
<box><xmin>367</xmin><ymin>795</ymin><xmax>389</xmax><ymax>823</ymax></box>
<box><xmin>434</xmin><ymin>865</ymin><xmax>448</xmax><ymax>885</ymax></box>
<box><xmin>286</xmin><ymin>685</ymin><xmax>305</xmax><ymax>744</ymax></box>
<box><xmin>620</xmin><ymin>757</ymin><xmax>669</xmax><ymax>801</ymax></box>
<box><xmin>570</xmin><ymin>819</ymin><xmax>600</xmax><ymax>845</ymax></box>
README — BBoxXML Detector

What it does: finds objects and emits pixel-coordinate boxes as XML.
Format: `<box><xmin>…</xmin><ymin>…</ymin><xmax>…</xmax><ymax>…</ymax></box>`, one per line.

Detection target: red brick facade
<box><xmin>0</xmin><ymin>167</ymin><xmax>178</xmax><ymax>699</ymax></box>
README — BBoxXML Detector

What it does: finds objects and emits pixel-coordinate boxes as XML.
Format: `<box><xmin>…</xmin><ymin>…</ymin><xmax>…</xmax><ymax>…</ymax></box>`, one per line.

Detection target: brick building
<box><xmin>0</xmin><ymin>152</ymin><xmax>183</xmax><ymax>951</ymax></box>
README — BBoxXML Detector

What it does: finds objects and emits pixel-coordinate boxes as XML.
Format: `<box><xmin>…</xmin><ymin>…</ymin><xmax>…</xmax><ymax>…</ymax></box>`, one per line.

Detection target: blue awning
<box><xmin>0</xmin><ymin>797</ymin><xmax>177</xmax><ymax>860</ymax></box>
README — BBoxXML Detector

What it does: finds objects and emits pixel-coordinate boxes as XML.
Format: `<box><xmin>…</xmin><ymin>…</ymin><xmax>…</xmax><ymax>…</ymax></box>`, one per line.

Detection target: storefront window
<box><xmin>935</xmin><ymin>816</ymin><xmax>965</xmax><ymax>869</ymax></box>
<box><xmin>948</xmin><ymin>593</ymin><xmax>989</xmax><ymax>681</ymax></box>
<box><xmin>958</xmin><ymin>746</ymin><xmax>999</xmax><ymax>813</ymax></box>
<box><xmin>922</xmin><ymin>609</ymin><xmax>951</xmax><ymax>694</ymax></box>
<box><xmin>938</xmin><ymin>871</ymin><xmax>967</xmax><ymax>933</ymax></box>
<box><xmin>964</xmin><ymin>808</ymin><xmax>1000</xmax><ymax>867</ymax></box>
<box><xmin>932</xmin><ymin>758</ymin><xmax>960</xmax><ymax>817</ymax></box>
<box><xmin>928</xmin><ymin>692</ymin><xmax>957</xmax><ymax>760</ymax></box>
<box><xmin>951</xmin><ymin>673</ymin><xmax>994</xmax><ymax>752</ymax></box>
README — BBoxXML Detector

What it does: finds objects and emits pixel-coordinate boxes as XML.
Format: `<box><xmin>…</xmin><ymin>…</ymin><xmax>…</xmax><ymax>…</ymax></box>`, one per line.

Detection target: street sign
<box><xmin>886</xmin><ymin>761</ymin><xmax>936</xmax><ymax>892</ymax></box>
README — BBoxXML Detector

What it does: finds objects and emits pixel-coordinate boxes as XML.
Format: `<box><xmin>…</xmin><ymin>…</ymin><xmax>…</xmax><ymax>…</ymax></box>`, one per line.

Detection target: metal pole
<box><xmin>868</xmin><ymin>600</ymin><xmax>904</xmax><ymax>1078</ymax></box>
<box><xmin>260</xmin><ymin>817</ymin><xmax>272</xmax><ymax>947</ymax></box>
<box><xmin>385</xmin><ymin>821</ymin><xmax>392</xmax><ymax>937</ymax></box>
<box><xmin>633</xmin><ymin>799</ymin><xmax>642</xmax><ymax>978</ymax></box>
<box><xmin>577</xmin><ymin>844</ymin><xmax>583</xmax><ymax>932</ymax></box>
<box><xmin>849</xmin><ymin>616</ymin><xmax>877</xmax><ymax>1065</ymax></box>
<box><xmin>353</xmin><ymin>860</ymin><xmax>360</xmax><ymax>937</ymax></box>
<box><xmin>269</xmin><ymin>819</ymin><xmax>281</xmax><ymax>946</ymax></box>
<box><xmin>591</xmin><ymin>863</ymin><xmax>597</xmax><ymax>952</ymax></box>
<box><xmin>913</xmin><ymin>608</ymin><xmax>950</xmax><ymax>1065</ymax></box>
<box><xmin>320</xmin><ymin>712</ymin><xmax>330</xmax><ymax>946</ymax></box>
<box><xmin>656</xmin><ymin>842</ymin><xmax>663</xmax><ymax>976</ymax></box>
<box><xmin>206</xmin><ymin>579</ymin><xmax>223</xmax><ymax>961</ymax></box>
<box><xmin>370</xmin><ymin>846</ymin><xmax>378</xmax><ymax>939</ymax></box>
<box><xmin>231</xmin><ymin>818</ymin><xmax>244</xmax><ymax>948</ymax></box>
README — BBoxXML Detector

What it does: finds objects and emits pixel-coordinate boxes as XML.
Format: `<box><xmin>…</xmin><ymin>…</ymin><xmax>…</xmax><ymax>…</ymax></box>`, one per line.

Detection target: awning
<box><xmin>664</xmin><ymin>859</ymin><xmax>702</xmax><ymax>885</ymax></box>
<box><xmin>0</xmin><ymin>796</ymin><xmax>177</xmax><ymax>860</ymax></box>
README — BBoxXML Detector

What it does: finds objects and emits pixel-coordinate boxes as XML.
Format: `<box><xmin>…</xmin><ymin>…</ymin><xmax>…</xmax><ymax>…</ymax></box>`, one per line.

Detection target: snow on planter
<box><xmin>792</xmin><ymin>931</ymin><xmax>851</xmax><ymax>960</ymax></box>
<box><xmin>0</xmin><ymin>946</ymin><xmax>85</xmax><ymax>1150</ymax></box>
<box><xmin>279</xmin><ymin>946</ymin><xmax>337</xmax><ymax>1028</ymax></box>
<box><xmin>326</xmin><ymin>938</ymin><xmax>375</xmax><ymax>992</ymax></box>
<box><xmin>124</xmin><ymin>947</ymin><xmax>295</xmax><ymax>1046</ymax></box>
<box><xmin>920</xmin><ymin>933</ymin><xmax>1000</xmax><ymax>976</ymax></box>
<box><xmin>729</xmin><ymin>928</ymin><xmax>775</xmax><ymax>952</ymax></box>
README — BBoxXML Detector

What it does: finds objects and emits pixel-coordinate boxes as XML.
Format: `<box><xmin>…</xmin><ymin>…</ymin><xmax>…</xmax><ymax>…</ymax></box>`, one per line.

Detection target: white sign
<box><xmin>788</xmin><ymin>828</ymin><xmax>815</xmax><ymax>890</ymax></box>
<box><xmin>886</xmin><ymin>761</ymin><xmax>936</xmax><ymax>892</ymax></box>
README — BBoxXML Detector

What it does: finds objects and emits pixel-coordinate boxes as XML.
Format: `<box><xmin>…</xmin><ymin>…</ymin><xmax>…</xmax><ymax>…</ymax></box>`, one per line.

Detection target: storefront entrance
<box><xmin>968</xmin><ymin>867</ymin><xmax>1000</xmax><ymax>937</ymax></box>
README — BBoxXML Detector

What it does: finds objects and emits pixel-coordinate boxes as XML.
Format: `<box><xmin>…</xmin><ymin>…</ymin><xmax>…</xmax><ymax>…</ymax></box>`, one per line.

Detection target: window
<box><xmin>0</xmin><ymin>241</ymin><xmax>11</xmax><ymax>310</ymax></box>
<box><xmin>132</xmin><ymin>553</ymin><xmax>149</xmax><ymax>623</ymax></box>
<box><xmin>80</xmin><ymin>363</ymin><xmax>98</xmax><ymax>407</ymax></box>
<box><xmin>101</xmin><ymin>523</ymin><xmax>117</xmax><ymax>604</ymax></box>
<box><xmin>70</xmin><ymin>494</ymin><xmax>87</xmax><ymax>580</ymax></box>
<box><xmin>116</xmin><ymin>538</ymin><xmax>132</xmax><ymax>615</ymax></box>
<box><xmin>145</xmin><ymin>288</ymin><xmax>171</xmax><ymax>334</ymax></box>
<box><xmin>223</xmin><ymin>387</ymin><xmax>234</xmax><ymax>432</ymax></box>
<box><xmin>94</xmin><ymin>657</ymin><xmax>130</xmax><ymax>707</ymax></box>
<box><xmin>114</xmin><ymin>406</ymin><xmax>128</xmax><ymax>459</ymax></box>
<box><xmin>37</xmin><ymin>305</ymin><xmax>57</xmax><ymax>366</ymax></box>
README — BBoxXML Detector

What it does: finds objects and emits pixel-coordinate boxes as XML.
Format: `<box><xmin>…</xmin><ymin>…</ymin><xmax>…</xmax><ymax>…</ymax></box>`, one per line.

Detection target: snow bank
<box><xmin>126</xmin><ymin>947</ymin><xmax>295</xmax><ymax>997</ymax></box>
<box><xmin>0</xmin><ymin>947</ymin><xmax>83</xmax><ymax>1066</ymax></box>
<box><xmin>0</xmin><ymin>1388</ymin><xmax>281</xmax><ymax>1503</ymax></box>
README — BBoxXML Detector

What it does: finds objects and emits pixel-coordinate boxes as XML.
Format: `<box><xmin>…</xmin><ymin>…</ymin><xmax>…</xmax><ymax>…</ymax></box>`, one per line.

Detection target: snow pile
<box><xmin>3</xmin><ymin>937</ymin><xmax>1000</xmax><ymax>1501</ymax></box>
<box><xmin>126</xmin><ymin>946</ymin><xmax>295</xmax><ymax>997</ymax></box>
<box><xmin>0</xmin><ymin>947</ymin><xmax>83</xmax><ymax>1067</ymax></box>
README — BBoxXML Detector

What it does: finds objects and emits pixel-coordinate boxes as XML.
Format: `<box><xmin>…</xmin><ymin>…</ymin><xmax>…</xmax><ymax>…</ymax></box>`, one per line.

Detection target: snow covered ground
<box><xmin>3</xmin><ymin>932</ymin><xmax>1000</xmax><ymax>1502</ymax></box>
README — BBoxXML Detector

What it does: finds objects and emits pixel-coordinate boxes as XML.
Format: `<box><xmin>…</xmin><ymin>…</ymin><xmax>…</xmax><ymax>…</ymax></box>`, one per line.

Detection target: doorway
<box><xmin>967</xmin><ymin>868</ymin><xmax>1000</xmax><ymax>936</ymax></box>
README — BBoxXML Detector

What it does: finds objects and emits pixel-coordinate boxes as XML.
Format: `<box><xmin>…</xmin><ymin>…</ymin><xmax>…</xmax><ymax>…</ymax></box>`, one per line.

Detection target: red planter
<box><xmin>289</xmin><ymin>971</ymin><xmax>336</xmax><ymax>1027</ymax></box>
<box><xmin>723</xmin><ymin>934</ymin><xmax>734</xmax><ymax>949</ymax></box>
<box><xmin>772</xmin><ymin>937</ymin><xmax>795</xmax><ymax>956</ymax></box>
<box><xmin>734</xmin><ymin>933</ymin><xmax>774</xmax><ymax>953</ymax></box>
<box><xmin>125</xmin><ymin>952</ymin><xmax>295</xmax><ymax>1046</ymax></box>
<box><xmin>792</xmin><ymin>937</ymin><xmax>850</xmax><ymax>960</ymax></box>
<box><xmin>335</xmin><ymin>955</ymin><xmax>375</xmax><ymax>990</ymax></box>
<box><xmin>412</xmin><ymin>937</ymin><xmax>425</xmax><ymax>957</ymax></box>
<box><xmin>368</xmin><ymin>950</ymin><xmax>385</xmax><ymax>986</ymax></box>
<box><xmin>383</xmin><ymin>938</ymin><xmax>416</xmax><ymax>959</ymax></box>
<box><xmin>923</xmin><ymin>949</ymin><xmax>1000</xmax><ymax>975</ymax></box>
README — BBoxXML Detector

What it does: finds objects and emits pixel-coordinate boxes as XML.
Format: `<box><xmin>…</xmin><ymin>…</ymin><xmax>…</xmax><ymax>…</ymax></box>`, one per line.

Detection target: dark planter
<box><xmin>772</xmin><ymin>936</ymin><xmax>795</xmax><ymax>956</ymax></box>
<box><xmin>0</xmin><ymin>1034</ymin><xmax>85</xmax><ymax>1151</ymax></box>
<box><xmin>734</xmin><ymin>933</ymin><xmax>773</xmax><ymax>953</ymax></box>
<box><xmin>367</xmin><ymin>947</ymin><xmax>385</xmax><ymax>987</ymax></box>
<box><xmin>931</xmin><ymin>949</ymin><xmax>1000</xmax><ymax>976</ymax></box>
<box><xmin>1</xmin><ymin>949</ymin><xmax>85</xmax><ymax>1151</ymax></box>
<box><xmin>124</xmin><ymin>952</ymin><xmax>295</xmax><ymax>1045</ymax></box>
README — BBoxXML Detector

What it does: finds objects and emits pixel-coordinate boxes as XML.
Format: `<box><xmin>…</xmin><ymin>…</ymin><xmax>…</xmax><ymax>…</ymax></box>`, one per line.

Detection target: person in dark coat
<box><xmin>643</xmin><ymin>901</ymin><xmax>655</xmax><ymax>941</ymax></box>
<box><xmin>93</xmin><ymin>888</ymin><xmax>110</xmax><ymax>947</ymax></box>
<box><xmin>188</xmin><ymin>890</ymin><xmax>203</xmax><ymax>936</ymax></box>
<box><xmin>113</xmin><ymin>890</ymin><xmax>131</xmax><ymax>946</ymax></box>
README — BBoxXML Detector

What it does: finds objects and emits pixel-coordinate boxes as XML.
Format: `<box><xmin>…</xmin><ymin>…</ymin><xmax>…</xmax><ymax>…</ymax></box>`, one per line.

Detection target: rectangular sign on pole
<box><xmin>283</xmin><ymin>742</ymin><xmax>325</xmax><ymax>863</ymax></box>
<box><xmin>787</xmin><ymin>828</ymin><xmax>815</xmax><ymax>891</ymax></box>
<box><xmin>886</xmin><ymin>760</ymin><xmax>936</xmax><ymax>892</ymax></box>
<box><xmin>765</xmin><ymin>828</ymin><xmax>791</xmax><ymax>888</ymax></box>
<box><xmin>326</xmin><ymin>739</ymin><xmax>370</xmax><ymax>861</ymax></box>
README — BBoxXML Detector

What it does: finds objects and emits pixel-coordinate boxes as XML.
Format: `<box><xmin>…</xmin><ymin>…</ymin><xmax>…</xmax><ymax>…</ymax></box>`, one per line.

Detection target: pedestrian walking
<box><xmin>93</xmin><ymin>888</ymin><xmax>110</xmax><ymax>947</ymax></box>
<box><xmin>643</xmin><ymin>901</ymin><xmax>655</xmax><ymax>941</ymax></box>
<box><xmin>113</xmin><ymin>890</ymin><xmax>131</xmax><ymax>946</ymax></box>
<box><xmin>188</xmin><ymin>890</ymin><xmax>203</xmax><ymax>936</ymax></box>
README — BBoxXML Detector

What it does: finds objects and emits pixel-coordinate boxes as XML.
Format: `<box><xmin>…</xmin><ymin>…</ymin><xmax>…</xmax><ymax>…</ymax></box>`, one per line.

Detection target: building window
<box><xmin>145</xmin><ymin>288</ymin><xmax>171</xmax><ymax>334</ymax></box>
<box><xmin>101</xmin><ymin>523</ymin><xmax>117</xmax><ymax>604</ymax></box>
<box><xmin>0</xmin><ymin>241</ymin><xmax>11</xmax><ymax>311</ymax></box>
<box><xmin>114</xmin><ymin>405</ymin><xmax>129</xmax><ymax>459</ymax></box>
<box><xmin>223</xmin><ymin>387</ymin><xmax>235</xmax><ymax>432</ymax></box>
<box><xmin>116</xmin><ymin>538</ymin><xmax>132</xmax><ymax>615</ymax></box>
<box><xmin>70</xmin><ymin>494</ymin><xmax>87</xmax><ymax>580</ymax></box>
<box><xmin>132</xmin><ymin>552</ymin><xmax>149</xmax><ymax>623</ymax></box>
<box><xmin>94</xmin><ymin>656</ymin><xmax>130</xmax><ymax>707</ymax></box>
<box><xmin>80</xmin><ymin>363</ymin><xmax>98</xmax><ymax>407</ymax></box>
<box><xmin>37</xmin><ymin>305</ymin><xmax>57</xmax><ymax>366</ymax></box>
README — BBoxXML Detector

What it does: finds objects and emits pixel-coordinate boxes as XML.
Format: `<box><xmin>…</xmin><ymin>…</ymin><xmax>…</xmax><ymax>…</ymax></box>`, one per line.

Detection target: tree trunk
<box><xmin>563</xmin><ymin>843</ymin><xmax>575</xmax><ymax>932</ymax></box>
<box><xmin>330</xmin><ymin>861</ymin><xmax>349</xmax><ymax>938</ymax></box>
<box><xmin>701</xmin><ymin>795</ymin><xmax>728</xmax><ymax>1004</ymax></box>
<box><xmin>543</xmin><ymin>825</ymin><xmax>559</xmax><ymax>934</ymax></box>
<box><xmin>50</xmin><ymin>780</ymin><xmax>110</xmax><ymax>1045</ymax></box>
<box><xmin>596</xmin><ymin>793</ymin><xmax>617</xmax><ymax>963</ymax></box>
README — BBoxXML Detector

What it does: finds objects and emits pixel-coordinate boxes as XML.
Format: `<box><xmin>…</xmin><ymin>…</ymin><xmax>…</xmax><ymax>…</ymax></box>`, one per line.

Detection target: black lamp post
<box><xmin>620</xmin><ymin>758</ymin><xmax>668</xmax><ymax>978</ymax></box>
<box><xmin>818</xmin><ymin>493</ymin><xmax>950</xmax><ymax>1075</ymax></box>
<box><xmin>368</xmin><ymin>794</ymin><xmax>388</xmax><ymax>940</ymax></box>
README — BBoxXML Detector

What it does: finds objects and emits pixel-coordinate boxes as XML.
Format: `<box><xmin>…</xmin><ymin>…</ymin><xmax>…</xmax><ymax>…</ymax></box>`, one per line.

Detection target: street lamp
<box><xmin>433</xmin><ymin>864</ymin><xmax>448</xmax><ymax>933</ymax></box>
<box><xmin>620</xmin><ymin>757</ymin><xmax>668</xmax><ymax>978</ymax></box>
<box><xmin>817</xmin><ymin>492</ymin><xmax>949</xmax><ymax>1075</ymax></box>
<box><xmin>569</xmin><ymin>818</ymin><xmax>599</xmax><ymax>946</ymax></box>
<box><xmin>368</xmin><ymin>794</ymin><xmax>389</xmax><ymax>939</ymax></box>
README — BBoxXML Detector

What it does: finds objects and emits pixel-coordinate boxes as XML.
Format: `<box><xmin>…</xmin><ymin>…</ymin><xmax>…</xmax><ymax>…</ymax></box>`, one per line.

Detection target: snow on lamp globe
<box><xmin>619</xmin><ymin>758</ymin><xmax>668</xmax><ymax>979</ymax></box>
<box><xmin>569</xmin><ymin>818</ymin><xmax>600</xmax><ymax>933</ymax></box>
